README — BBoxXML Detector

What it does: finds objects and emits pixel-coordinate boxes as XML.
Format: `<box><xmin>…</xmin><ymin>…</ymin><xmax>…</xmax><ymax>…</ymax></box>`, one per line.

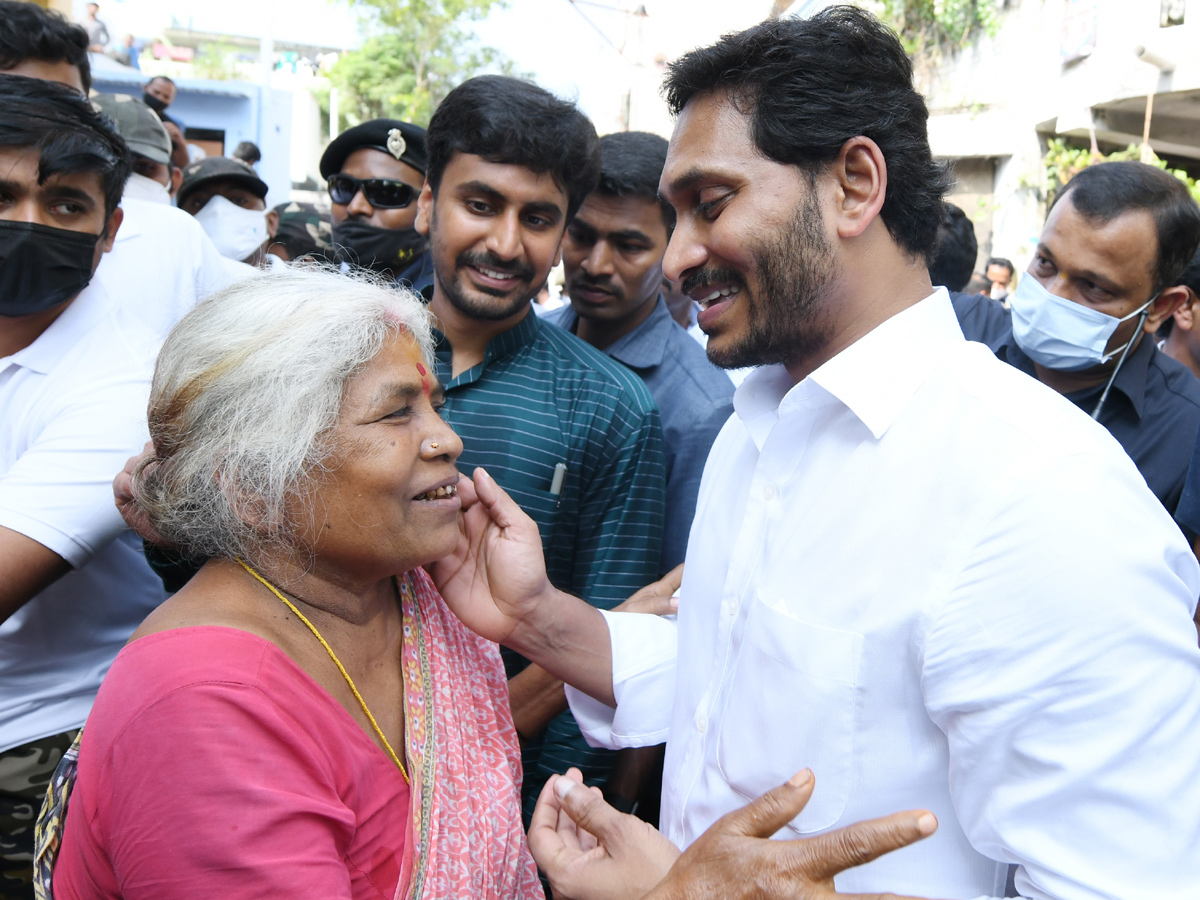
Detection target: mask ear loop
<box><xmin>1091</xmin><ymin>303</ymin><xmax>1153</xmax><ymax>420</ymax></box>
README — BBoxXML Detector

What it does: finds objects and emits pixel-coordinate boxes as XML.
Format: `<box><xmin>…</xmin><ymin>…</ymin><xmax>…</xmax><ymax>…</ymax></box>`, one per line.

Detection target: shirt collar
<box><xmin>998</xmin><ymin>325</ymin><xmax>1153</xmax><ymax>420</ymax></box>
<box><xmin>4</xmin><ymin>281</ymin><xmax>115</xmax><ymax>375</ymax></box>
<box><xmin>434</xmin><ymin>306</ymin><xmax>542</xmax><ymax>387</ymax></box>
<box><xmin>732</xmin><ymin>289</ymin><xmax>961</xmax><ymax>447</ymax></box>
<box><xmin>599</xmin><ymin>296</ymin><xmax>673</xmax><ymax>370</ymax></box>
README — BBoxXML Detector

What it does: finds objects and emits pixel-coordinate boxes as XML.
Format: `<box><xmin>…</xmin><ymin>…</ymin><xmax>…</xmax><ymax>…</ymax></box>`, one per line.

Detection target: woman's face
<box><xmin>297</xmin><ymin>331</ymin><xmax>464</xmax><ymax>583</ymax></box>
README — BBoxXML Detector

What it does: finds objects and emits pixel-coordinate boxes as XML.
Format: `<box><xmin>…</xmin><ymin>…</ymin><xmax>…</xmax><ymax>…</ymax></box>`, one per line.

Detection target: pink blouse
<box><xmin>53</xmin><ymin>627</ymin><xmax>410</xmax><ymax>900</ymax></box>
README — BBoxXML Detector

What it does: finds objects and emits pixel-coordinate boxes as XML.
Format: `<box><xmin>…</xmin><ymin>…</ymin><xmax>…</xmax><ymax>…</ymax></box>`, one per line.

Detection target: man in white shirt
<box><xmin>432</xmin><ymin>8</ymin><xmax>1200</xmax><ymax>899</ymax></box>
<box><xmin>0</xmin><ymin>75</ymin><xmax>167</xmax><ymax>897</ymax></box>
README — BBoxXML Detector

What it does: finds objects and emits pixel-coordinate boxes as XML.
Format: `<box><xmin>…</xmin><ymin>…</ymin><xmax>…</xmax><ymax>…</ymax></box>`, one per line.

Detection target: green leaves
<box><xmin>327</xmin><ymin>0</ymin><xmax>519</xmax><ymax>128</ymax></box>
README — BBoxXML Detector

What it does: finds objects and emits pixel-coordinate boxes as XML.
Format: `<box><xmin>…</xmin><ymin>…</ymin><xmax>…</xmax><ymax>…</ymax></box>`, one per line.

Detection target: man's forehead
<box><xmin>444</xmin><ymin>153</ymin><xmax>567</xmax><ymax>208</ymax></box>
<box><xmin>0</xmin><ymin>146</ymin><xmax>102</xmax><ymax>193</ymax></box>
<box><xmin>1042</xmin><ymin>194</ymin><xmax>1157</xmax><ymax>283</ymax></box>
<box><xmin>662</xmin><ymin>93</ymin><xmax>759</xmax><ymax>192</ymax></box>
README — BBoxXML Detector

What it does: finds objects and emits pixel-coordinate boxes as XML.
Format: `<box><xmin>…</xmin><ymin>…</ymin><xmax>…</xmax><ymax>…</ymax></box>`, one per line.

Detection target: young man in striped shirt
<box><xmin>414</xmin><ymin>75</ymin><xmax>669</xmax><ymax>819</ymax></box>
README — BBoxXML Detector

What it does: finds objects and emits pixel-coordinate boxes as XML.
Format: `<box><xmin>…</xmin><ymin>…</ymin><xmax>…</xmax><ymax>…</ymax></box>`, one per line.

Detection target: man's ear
<box><xmin>170</xmin><ymin>166</ymin><xmax>182</xmax><ymax>197</ymax></box>
<box><xmin>1146</xmin><ymin>284</ymin><xmax>1189</xmax><ymax>334</ymax></box>
<box><xmin>1174</xmin><ymin>288</ymin><xmax>1198</xmax><ymax>332</ymax></box>
<box><xmin>829</xmin><ymin>136</ymin><xmax>887</xmax><ymax>241</ymax></box>
<box><xmin>415</xmin><ymin>181</ymin><xmax>433</xmax><ymax>237</ymax></box>
<box><xmin>103</xmin><ymin>206</ymin><xmax>123</xmax><ymax>251</ymax></box>
<box><xmin>265</xmin><ymin>209</ymin><xmax>280</xmax><ymax>239</ymax></box>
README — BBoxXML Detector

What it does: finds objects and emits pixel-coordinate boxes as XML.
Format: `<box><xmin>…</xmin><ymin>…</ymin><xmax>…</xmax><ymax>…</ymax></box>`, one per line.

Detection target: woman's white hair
<box><xmin>133</xmin><ymin>263</ymin><xmax>435</xmax><ymax>562</ymax></box>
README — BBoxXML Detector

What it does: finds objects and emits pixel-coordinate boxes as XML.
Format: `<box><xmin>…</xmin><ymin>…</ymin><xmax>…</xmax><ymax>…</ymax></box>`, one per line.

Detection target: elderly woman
<box><xmin>39</xmin><ymin>267</ymin><xmax>542</xmax><ymax>900</ymax></box>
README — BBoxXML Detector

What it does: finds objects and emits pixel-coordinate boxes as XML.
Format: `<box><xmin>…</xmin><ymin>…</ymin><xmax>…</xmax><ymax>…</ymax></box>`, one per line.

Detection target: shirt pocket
<box><xmin>716</xmin><ymin>596</ymin><xmax>863</xmax><ymax>834</ymax></box>
<box><xmin>493</xmin><ymin>470</ymin><xmax>561</xmax><ymax>545</ymax></box>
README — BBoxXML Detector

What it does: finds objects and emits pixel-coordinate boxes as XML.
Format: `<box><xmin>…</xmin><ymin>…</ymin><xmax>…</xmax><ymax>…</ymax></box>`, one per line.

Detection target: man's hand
<box><xmin>645</xmin><ymin>770</ymin><xmax>941</xmax><ymax>900</ymax></box>
<box><xmin>613</xmin><ymin>564</ymin><xmax>682</xmax><ymax>616</ymax></box>
<box><xmin>531</xmin><ymin>767</ymin><xmax>942</xmax><ymax>900</ymax></box>
<box><xmin>428</xmin><ymin>467</ymin><xmax>557</xmax><ymax>646</ymax></box>
<box><xmin>112</xmin><ymin>440</ymin><xmax>169</xmax><ymax>546</ymax></box>
<box><xmin>529</xmin><ymin>768</ymin><xmax>681</xmax><ymax>900</ymax></box>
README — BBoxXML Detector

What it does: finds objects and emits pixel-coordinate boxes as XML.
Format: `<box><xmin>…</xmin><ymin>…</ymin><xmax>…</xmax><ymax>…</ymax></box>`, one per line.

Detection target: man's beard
<box><xmin>685</xmin><ymin>190</ymin><xmax>836</xmax><ymax>370</ymax></box>
<box><xmin>430</xmin><ymin>210</ymin><xmax>538</xmax><ymax>322</ymax></box>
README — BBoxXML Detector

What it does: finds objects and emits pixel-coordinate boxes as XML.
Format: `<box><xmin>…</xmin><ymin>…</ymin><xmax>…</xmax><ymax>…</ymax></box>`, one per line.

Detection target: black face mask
<box><xmin>330</xmin><ymin>218</ymin><xmax>427</xmax><ymax>278</ymax></box>
<box><xmin>0</xmin><ymin>220</ymin><xmax>99</xmax><ymax>317</ymax></box>
<box><xmin>142</xmin><ymin>91</ymin><xmax>168</xmax><ymax>114</ymax></box>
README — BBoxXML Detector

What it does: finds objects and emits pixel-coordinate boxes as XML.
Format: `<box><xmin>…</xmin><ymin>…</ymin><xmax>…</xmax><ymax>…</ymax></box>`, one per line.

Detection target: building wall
<box><xmin>924</xmin><ymin>0</ymin><xmax>1200</xmax><ymax>277</ymax></box>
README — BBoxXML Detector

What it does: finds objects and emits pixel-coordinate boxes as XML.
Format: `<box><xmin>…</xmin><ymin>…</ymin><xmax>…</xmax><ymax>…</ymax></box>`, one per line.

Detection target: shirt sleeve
<box><xmin>1174</xmin><ymin>425</ymin><xmax>1200</xmax><ymax>538</ymax></box>
<box><xmin>0</xmin><ymin>358</ymin><xmax>149</xmax><ymax>567</ymax></box>
<box><xmin>566</xmin><ymin>609</ymin><xmax>679</xmax><ymax>749</ymax></box>
<box><xmin>569</xmin><ymin>392</ymin><xmax>667</xmax><ymax>606</ymax></box>
<box><xmin>923</xmin><ymin>447</ymin><xmax>1200</xmax><ymax>900</ymax></box>
<box><xmin>98</xmin><ymin>681</ymin><xmax>361</xmax><ymax>900</ymax></box>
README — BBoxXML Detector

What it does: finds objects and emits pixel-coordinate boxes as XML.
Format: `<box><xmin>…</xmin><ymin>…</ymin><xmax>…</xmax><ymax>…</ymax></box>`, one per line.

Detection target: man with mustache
<box><xmin>437</xmin><ymin>8</ymin><xmax>1200</xmax><ymax>898</ymax></box>
<box><xmin>547</xmin><ymin>131</ymin><xmax>734</xmax><ymax>574</ymax></box>
<box><xmin>415</xmin><ymin>75</ymin><xmax>668</xmax><ymax>820</ymax></box>
<box><xmin>320</xmin><ymin>119</ymin><xmax>435</xmax><ymax>294</ymax></box>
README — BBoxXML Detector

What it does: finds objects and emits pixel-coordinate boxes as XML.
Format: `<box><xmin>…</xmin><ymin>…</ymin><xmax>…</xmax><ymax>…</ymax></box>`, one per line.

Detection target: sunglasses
<box><xmin>327</xmin><ymin>174</ymin><xmax>418</xmax><ymax>209</ymax></box>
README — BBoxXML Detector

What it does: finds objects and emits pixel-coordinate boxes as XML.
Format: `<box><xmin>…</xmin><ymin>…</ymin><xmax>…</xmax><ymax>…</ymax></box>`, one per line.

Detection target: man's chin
<box><xmin>444</xmin><ymin>280</ymin><xmax>532</xmax><ymax>322</ymax></box>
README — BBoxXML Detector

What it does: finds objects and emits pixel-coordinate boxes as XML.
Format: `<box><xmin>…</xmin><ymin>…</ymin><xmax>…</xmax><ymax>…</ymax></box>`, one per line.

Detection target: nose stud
<box><xmin>429</xmin><ymin>442</ymin><xmax>439</xmax><ymax>451</ymax></box>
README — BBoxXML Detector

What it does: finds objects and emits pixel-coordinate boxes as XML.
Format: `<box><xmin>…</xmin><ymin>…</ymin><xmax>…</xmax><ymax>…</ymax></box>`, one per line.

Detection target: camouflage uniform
<box><xmin>0</xmin><ymin>731</ymin><xmax>78</xmax><ymax>900</ymax></box>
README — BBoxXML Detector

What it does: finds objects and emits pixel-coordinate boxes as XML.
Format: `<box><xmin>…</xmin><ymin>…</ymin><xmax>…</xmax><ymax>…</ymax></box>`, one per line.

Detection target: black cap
<box><xmin>178</xmin><ymin>156</ymin><xmax>268</xmax><ymax>207</ymax></box>
<box><xmin>319</xmin><ymin>119</ymin><xmax>427</xmax><ymax>179</ymax></box>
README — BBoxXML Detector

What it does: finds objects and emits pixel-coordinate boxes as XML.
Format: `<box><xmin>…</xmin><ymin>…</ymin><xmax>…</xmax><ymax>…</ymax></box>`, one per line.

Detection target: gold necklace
<box><xmin>237</xmin><ymin>559</ymin><xmax>410</xmax><ymax>784</ymax></box>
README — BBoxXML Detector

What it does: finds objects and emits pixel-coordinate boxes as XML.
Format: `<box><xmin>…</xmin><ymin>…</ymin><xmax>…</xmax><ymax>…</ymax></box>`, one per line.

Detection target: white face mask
<box><xmin>123</xmin><ymin>171</ymin><xmax>171</xmax><ymax>205</ymax></box>
<box><xmin>192</xmin><ymin>194</ymin><xmax>267</xmax><ymax>261</ymax></box>
<box><xmin>1010</xmin><ymin>273</ymin><xmax>1154</xmax><ymax>372</ymax></box>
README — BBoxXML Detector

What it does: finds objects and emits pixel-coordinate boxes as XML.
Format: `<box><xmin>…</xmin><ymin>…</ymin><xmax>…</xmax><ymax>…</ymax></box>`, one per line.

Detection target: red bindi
<box><xmin>416</xmin><ymin>363</ymin><xmax>427</xmax><ymax>376</ymax></box>
<box><xmin>415</xmin><ymin>362</ymin><xmax>431</xmax><ymax>396</ymax></box>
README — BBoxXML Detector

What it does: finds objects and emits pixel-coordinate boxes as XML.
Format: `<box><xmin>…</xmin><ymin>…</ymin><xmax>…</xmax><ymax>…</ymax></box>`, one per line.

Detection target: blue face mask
<box><xmin>1010</xmin><ymin>274</ymin><xmax>1155</xmax><ymax>372</ymax></box>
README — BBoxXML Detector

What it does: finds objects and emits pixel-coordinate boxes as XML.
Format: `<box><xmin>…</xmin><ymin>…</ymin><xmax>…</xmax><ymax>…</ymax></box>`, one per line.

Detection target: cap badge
<box><xmin>386</xmin><ymin>128</ymin><xmax>407</xmax><ymax>161</ymax></box>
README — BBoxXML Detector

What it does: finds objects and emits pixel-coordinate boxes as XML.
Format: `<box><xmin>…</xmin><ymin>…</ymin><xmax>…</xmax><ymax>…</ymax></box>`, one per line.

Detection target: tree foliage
<box><xmin>327</xmin><ymin>0</ymin><xmax>519</xmax><ymax>128</ymax></box>
<box><xmin>863</xmin><ymin>0</ymin><xmax>1000</xmax><ymax>58</ymax></box>
<box><xmin>1044</xmin><ymin>137</ymin><xmax>1200</xmax><ymax>206</ymax></box>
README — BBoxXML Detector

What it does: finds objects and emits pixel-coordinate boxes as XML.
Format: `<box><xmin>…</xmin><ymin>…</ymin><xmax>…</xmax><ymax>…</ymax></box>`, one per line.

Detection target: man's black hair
<box><xmin>1159</xmin><ymin>247</ymin><xmax>1200</xmax><ymax>338</ymax></box>
<box><xmin>147</xmin><ymin>74</ymin><xmax>176</xmax><ymax>88</ymax></box>
<box><xmin>663</xmin><ymin>5</ymin><xmax>951</xmax><ymax>263</ymax></box>
<box><xmin>1051</xmin><ymin>161</ymin><xmax>1200</xmax><ymax>294</ymax></box>
<box><xmin>595</xmin><ymin>131</ymin><xmax>674</xmax><ymax>230</ymax></box>
<box><xmin>425</xmin><ymin>75</ymin><xmax>600</xmax><ymax>221</ymax></box>
<box><xmin>0</xmin><ymin>74</ymin><xmax>130</xmax><ymax>219</ymax></box>
<box><xmin>928</xmin><ymin>203</ymin><xmax>977</xmax><ymax>292</ymax></box>
<box><xmin>0</xmin><ymin>0</ymin><xmax>91</xmax><ymax>94</ymax></box>
<box><xmin>233</xmin><ymin>140</ymin><xmax>261</xmax><ymax>165</ymax></box>
<box><xmin>985</xmin><ymin>257</ymin><xmax>1014</xmax><ymax>277</ymax></box>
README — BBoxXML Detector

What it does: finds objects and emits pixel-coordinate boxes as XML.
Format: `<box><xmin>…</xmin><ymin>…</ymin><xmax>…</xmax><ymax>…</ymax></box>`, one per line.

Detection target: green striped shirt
<box><xmin>433</xmin><ymin>308</ymin><xmax>667</xmax><ymax>815</ymax></box>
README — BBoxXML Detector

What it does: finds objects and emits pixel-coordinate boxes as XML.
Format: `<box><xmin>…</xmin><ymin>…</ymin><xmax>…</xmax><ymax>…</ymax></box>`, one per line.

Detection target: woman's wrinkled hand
<box><xmin>113</xmin><ymin>440</ymin><xmax>171</xmax><ymax>547</ymax></box>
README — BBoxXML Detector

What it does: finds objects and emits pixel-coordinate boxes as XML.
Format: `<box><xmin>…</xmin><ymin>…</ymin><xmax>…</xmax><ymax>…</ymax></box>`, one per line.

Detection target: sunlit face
<box><xmin>332</xmin><ymin>147</ymin><xmax>425</xmax><ymax>229</ymax></box>
<box><xmin>0</xmin><ymin>145</ymin><xmax>118</xmax><ymax>285</ymax></box>
<box><xmin>1029</xmin><ymin>192</ymin><xmax>1163</xmax><ymax>354</ymax></box>
<box><xmin>179</xmin><ymin>179</ymin><xmax>266</xmax><ymax>216</ymax></box>
<box><xmin>659</xmin><ymin>92</ymin><xmax>838</xmax><ymax>370</ymax></box>
<box><xmin>144</xmin><ymin>77</ymin><xmax>176</xmax><ymax>107</ymax></box>
<box><xmin>985</xmin><ymin>263</ymin><xmax>1011</xmax><ymax>289</ymax></box>
<box><xmin>417</xmin><ymin>153</ymin><xmax>567</xmax><ymax>322</ymax></box>
<box><xmin>562</xmin><ymin>192</ymin><xmax>669</xmax><ymax>325</ymax></box>
<box><xmin>296</xmin><ymin>333</ymin><xmax>465</xmax><ymax>582</ymax></box>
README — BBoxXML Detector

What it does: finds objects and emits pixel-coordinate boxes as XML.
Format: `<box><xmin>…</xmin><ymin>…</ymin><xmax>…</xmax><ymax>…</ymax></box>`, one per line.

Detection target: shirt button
<box><xmin>762</xmin><ymin>483</ymin><xmax>777</xmax><ymax>501</ymax></box>
<box><xmin>695</xmin><ymin>711</ymin><xmax>708</xmax><ymax>733</ymax></box>
<box><xmin>723</xmin><ymin>598</ymin><xmax>739</xmax><ymax>617</ymax></box>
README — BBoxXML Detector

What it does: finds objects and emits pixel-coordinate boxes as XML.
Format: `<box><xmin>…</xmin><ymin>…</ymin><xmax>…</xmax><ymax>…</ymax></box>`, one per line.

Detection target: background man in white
<box><xmin>0</xmin><ymin>75</ymin><xmax>166</xmax><ymax>895</ymax></box>
<box><xmin>431</xmin><ymin>7</ymin><xmax>1200</xmax><ymax>899</ymax></box>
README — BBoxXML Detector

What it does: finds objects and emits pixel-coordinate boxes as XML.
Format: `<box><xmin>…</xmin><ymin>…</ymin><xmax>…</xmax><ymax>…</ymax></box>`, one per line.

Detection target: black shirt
<box><xmin>951</xmin><ymin>291</ymin><xmax>1200</xmax><ymax>516</ymax></box>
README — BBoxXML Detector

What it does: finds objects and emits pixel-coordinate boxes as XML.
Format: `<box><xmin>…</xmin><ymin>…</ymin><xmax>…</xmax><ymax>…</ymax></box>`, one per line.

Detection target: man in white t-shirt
<box><xmin>0</xmin><ymin>75</ymin><xmax>167</xmax><ymax>896</ymax></box>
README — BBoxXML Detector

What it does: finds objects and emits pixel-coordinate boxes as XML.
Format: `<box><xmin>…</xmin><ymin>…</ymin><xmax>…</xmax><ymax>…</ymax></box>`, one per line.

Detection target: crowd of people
<box><xmin>2</xmin><ymin>2</ymin><xmax>1200</xmax><ymax>899</ymax></box>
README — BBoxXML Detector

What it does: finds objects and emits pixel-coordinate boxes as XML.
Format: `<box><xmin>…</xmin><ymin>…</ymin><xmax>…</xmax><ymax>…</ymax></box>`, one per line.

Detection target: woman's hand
<box><xmin>112</xmin><ymin>440</ymin><xmax>171</xmax><ymax>547</ymax></box>
<box><xmin>531</xmin><ymin>766</ymin><xmax>942</xmax><ymax>900</ymax></box>
<box><xmin>428</xmin><ymin>467</ymin><xmax>556</xmax><ymax>645</ymax></box>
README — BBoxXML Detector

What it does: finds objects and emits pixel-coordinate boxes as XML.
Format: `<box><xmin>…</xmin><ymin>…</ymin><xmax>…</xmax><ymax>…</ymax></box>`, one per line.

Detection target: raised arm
<box><xmin>429</xmin><ymin>467</ymin><xmax>617</xmax><ymax>706</ymax></box>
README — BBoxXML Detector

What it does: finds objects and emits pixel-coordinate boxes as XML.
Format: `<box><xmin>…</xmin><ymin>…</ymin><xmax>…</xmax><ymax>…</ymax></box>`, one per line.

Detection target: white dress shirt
<box><xmin>568</xmin><ymin>290</ymin><xmax>1200</xmax><ymax>899</ymax></box>
<box><xmin>95</xmin><ymin>196</ymin><xmax>254</xmax><ymax>342</ymax></box>
<box><xmin>0</xmin><ymin>283</ymin><xmax>167</xmax><ymax>751</ymax></box>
